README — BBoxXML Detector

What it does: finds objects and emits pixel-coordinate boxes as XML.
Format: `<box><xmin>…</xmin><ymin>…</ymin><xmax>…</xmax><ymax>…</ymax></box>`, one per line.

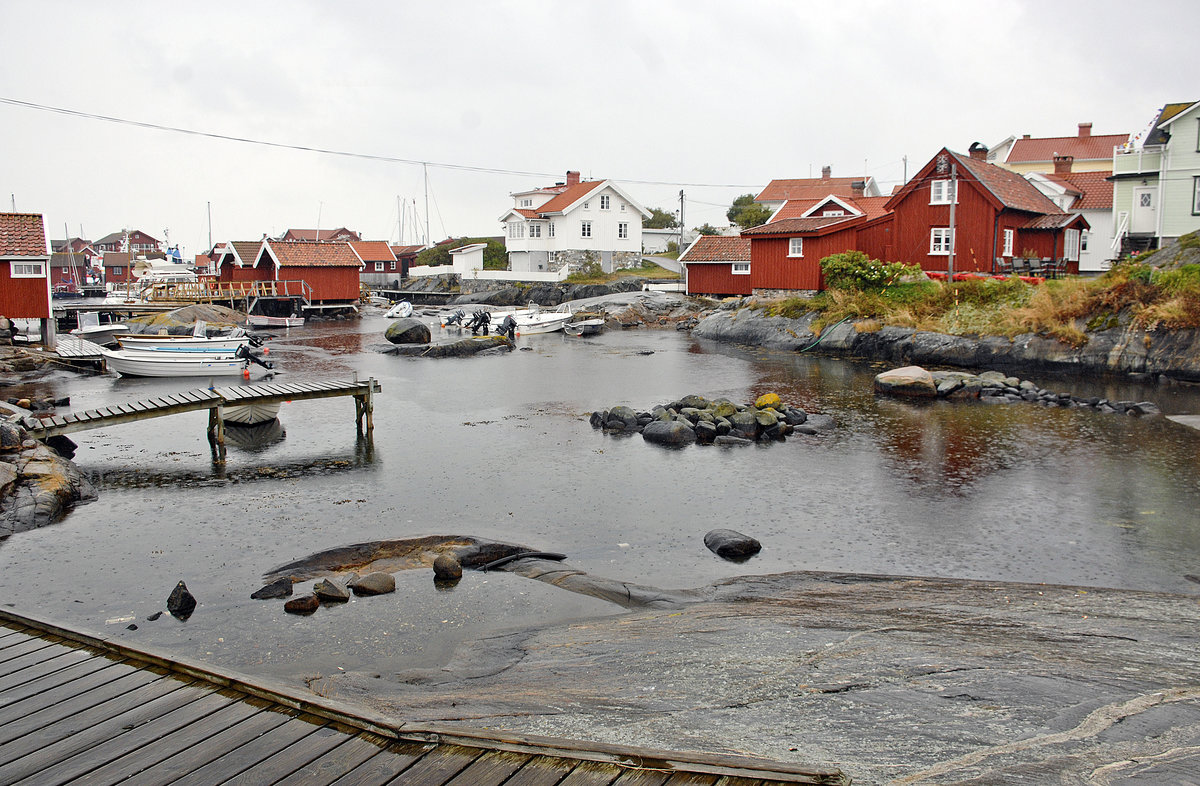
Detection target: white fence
<box><xmin>407</xmin><ymin>265</ymin><xmax>570</xmax><ymax>283</ymax></box>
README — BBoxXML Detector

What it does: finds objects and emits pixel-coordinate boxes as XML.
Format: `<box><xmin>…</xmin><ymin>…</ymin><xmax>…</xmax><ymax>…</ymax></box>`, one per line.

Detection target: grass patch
<box><xmin>566</xmin><ymin>259</ymin><xmax>680</xmax><ymax>285</ymax></box>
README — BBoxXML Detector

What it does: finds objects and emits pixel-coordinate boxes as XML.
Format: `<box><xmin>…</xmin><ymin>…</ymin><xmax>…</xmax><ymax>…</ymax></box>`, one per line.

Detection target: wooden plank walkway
<box><xmin>53</xmin><ymin>336</ymin><xmax>106</xmax><ymax>360</ymax></box>
<box><xmin>23</xmin><ymin>379</ymin><xmax>381</xmax><ymax>443</ymax></box>
<box><xmin>0</xmin><ymin>609</ymin><xmax>846</xmax><ymax>785</ymax></box>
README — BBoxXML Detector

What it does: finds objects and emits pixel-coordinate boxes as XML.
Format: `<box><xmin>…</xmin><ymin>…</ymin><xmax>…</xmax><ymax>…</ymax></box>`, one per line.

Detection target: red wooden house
<box><xmin>49</xmin><ymin>252</ymin><xmax>90</xmax><ymax>291</ymax></box>
<box><xmin>215</xmin><ymin>241</ymin><xmax>272</xmax><ymax>285</ymax></box>
<box><xmin>679</xmin><ymin>236</ymin><xmax>752</xmax><ymax>296</ymax></box>
<box><xmin>262</xmin><ymin>240</ymin><xmax>363</xmax><ymax>304</ymax></box>
<box><xmin>389</xmin><ymin>244</ymin><xmax>424</xmax><ymax>280</ymax></box>
<box><xmin>0</xmin><ymin>213</ymin><xmax>52</xmax><ymax>340</ymax></box>
<box><xmin>280</xmin><ymin>227</ymin><xmax>361</xmax><ymax>242</ymax></box>
<box><xmin>873</xmin><ymin>147</ymin><xmax>1088</xmax><ymax>275</ymax></box>
<box><xmin>102</xmin><ymin>252</ymin><xmax>134</xmax><ymax>284</ymax></box>
<box><xmin>94</xmin><ymin>229</ymin><xmax>161</xmax><ymax>255</ymax></box>
<box><xmin>350</xmin><ymin>241</ymin><xmax>399</xmax><ymax>288</ymax></box>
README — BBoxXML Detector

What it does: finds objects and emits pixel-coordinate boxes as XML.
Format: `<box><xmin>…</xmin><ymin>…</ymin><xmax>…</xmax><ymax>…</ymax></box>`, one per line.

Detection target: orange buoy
<box><xmin>243</xmin><ymin>368</ymin><xmax>250</xmax><ymax>379</ymax></box>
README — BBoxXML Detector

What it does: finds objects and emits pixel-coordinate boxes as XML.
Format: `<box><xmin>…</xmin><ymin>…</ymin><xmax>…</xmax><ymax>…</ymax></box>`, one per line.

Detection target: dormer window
<box><xmin>520</xmin><ymin>198</ymin><xmax>532</xmax><ymax>207</ymax></box>
<box><xmin>822</xmin><ymin>209</ymin><xmax>845</xmax><ymax>217</ymax></box>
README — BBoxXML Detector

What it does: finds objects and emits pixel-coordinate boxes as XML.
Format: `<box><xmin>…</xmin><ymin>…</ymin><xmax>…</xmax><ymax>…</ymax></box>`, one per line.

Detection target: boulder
<box><xmin>313</xmin><ymin>578</ymin><xmax>351</xmax><ymax>603</ymax></box>
<box><xmin>704</xmin><ymin>529</ymin><xmax>762</xmax><ymax>560</ymax></box>
<box><xmin>384</xmin><ymin>318</ymin><xmax>433</xmax><ymax>345</ymax></box>
<box><xmin>874</xmin><ymin>365</ymin><xmax>937</xmax><ymax>397</ymax></box>
<box><xmin>642</xmin><ymin>420</ymin><xmax>696</xmax><ymax>445</ymax></box>
<box><xmin>167</xmin><ymin>581</ymin><xmax>197</xmax><ymax>620</ymax></box>
<box><xmin>251</xmin><ymin>577</ymin><xmax>293</xmax><ymax>599</ymax></box>
<box><xmin>433</xmin><ymin>554</ymin><xmax>463</xmax><ymax>581</ymax></box>
<box><xmin>755</xmin><ymin>393</ymin><xmax>781</xmax><ymax>410</ymax></box>
<box><xmin>284</xmin><ymin>594</ymin><xmax>320</xmax><ymax>615</ymax></box>
<box><xmin>693</xmin><ymin>420</ymin><xmax>718</xmax><ymax>444</ymax></box>
<box><xmin>728</xmin><ymin>410</ymin><xmax>760</xmax><ymax>439</ymax></box>
<box><xmin>679</xmin><ymin>394</ymin><xmax>709</xmax><ymax>409</ymax></box>
<box><xmin>714</xmin><ymin>434</ymin><xmax>753</xmax><ymax>446</ymax></box>
<box><xmin>0</xmin><ymin>422</ymin><xmax>23</xmax><ymax>452</ymax></box>
<box><xmin>711</xmin><ymin>401</ymin><xmax>739</xmax><ymax>419</ymax></box>
<box><xmin>607</xmin><ymin>405</ymin><xmax>640</xmax><ymax>431</ymax></box>
<box><xmin>350</xmin><ymin>571</ymin><xmax>396</xmax><ymax>596</ymax></box>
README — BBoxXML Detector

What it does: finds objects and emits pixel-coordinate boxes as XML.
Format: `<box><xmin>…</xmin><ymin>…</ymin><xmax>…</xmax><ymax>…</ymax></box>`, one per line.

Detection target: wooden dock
<box><xmin>0</xmin><ymin>608</ymin><xmax>846</xmax><ymax>785</ymax></box>
<box><xmin>24</xmin><ymin>379</ymin><xmax>381</xmax><ymax>460</ymax></box>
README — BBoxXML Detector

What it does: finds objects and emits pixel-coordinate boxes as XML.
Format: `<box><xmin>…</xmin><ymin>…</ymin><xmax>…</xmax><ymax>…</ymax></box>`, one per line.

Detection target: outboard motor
<box><xmin>236</xmin><ymin>344</ymin><xmax>274</xmax><ymax>370</ymax></box>
<box><xmin>444</xmin><ymin>309</ymin><xmax>466</xmax><ymax>327</ymax></box>
<box><xmin>467</xmin><ymin>310</ymin><xmax>491</xmax><ymax>335</ymax></box>
<box><xmin>498</xmin><ymin>314</ymin><xmax>517</xmax><ymax>340</ymax></box>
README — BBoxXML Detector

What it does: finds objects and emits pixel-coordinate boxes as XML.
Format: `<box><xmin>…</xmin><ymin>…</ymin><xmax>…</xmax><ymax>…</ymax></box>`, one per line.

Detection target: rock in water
<box><xmin>433</xmin><ymin>554</ymin><xmax>463</xmax><ymax>581</ymax></box>
<box><xmin>704</xmin><ymin>529</ymin><xmax>762</xmax><ymax>560</ymax></box>
<box><xmin>874</xmin><ymin>365</ymin><xmax>937</xmax><ymax>397</ymax></box>
<box><xmin>167</xmin><ymin>581</ymin><xmax>197</xmax><ymax>620</ymax></box>
<box><xmin>349</xmin><ymin>571</ymin><xmax>396</xmax><ymax>596</ymax></box>
<box><xmin>284</xmin><ymin>594</ymin><xmax>320</xmax><ymax>615</ymax></box>
<box><xmin>384</xmin><ymin>318</ymin><xmax>432</xmax><ymax>345</ymax></box>
<box><xmin>642</xmin><ymin>420</ymin><xmax>696</xmax><ymax>445</ymax></box>
<box><xmin>313</xmin><ymin>578</ymin><xmax>351</xmax><ymax>603</ymax></box>
<box><xmin>251</xmin><ymin>576</ymin><xmax>293</xmax><ymax>600</ymax></box>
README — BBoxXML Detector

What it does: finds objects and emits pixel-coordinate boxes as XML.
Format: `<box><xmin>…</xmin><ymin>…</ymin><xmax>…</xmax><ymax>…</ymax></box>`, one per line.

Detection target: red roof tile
<box><xmin>0</xmin><ymin>213</ymin><xmax>49</xmax><ymax>257</ymax></box>
<box><xmin>756</xmin><ymin>177</ymin><xmax>868</xmax><ymax>202</ymax></box>
<box><xmin>954</xmin><ymin>151</ymin><xmax>1064</xmax><ymax>215</ymax></box>
<box><xmin>1055</xmin><ymin>171</ymin><xmax>1113</xmax><ymax>210</ymax></box>
<box><xmin>769</xmin><ymin>195</ymin><xmax>892</xmax><ymax>222</ymax></box>
<box><xmin>267</xmin><ymin>240</ymin><xmax>363</xmax><ymax>267</ymax></box>
<box><xmin>1007</xmin><ymin>132</ymin><xmax>1129</xmax><ymax>163</ymax></box>
<box><xmin>389</xmin><ymin>245</ymin><xmax>424</xmax><ymax>257</ymax></box>
<box><xmin>228</xmin><ymin>241</ymin><xmax>264</xmax><ymax>266</ymax></box>
<box><xmin>741</xmin><ymin>216</ymin><xmax>859</xmax><ymax>236</ymax></box>
<box><xmin>102</xmin><ymin>252</ymin><xmax>131</xmax><ymax>268</ymax></box>
<box><xmin>535</xmin><ymin>181</ymin><xmax>606</xmax><ymax>214</ymax></box>
<box><xmin>348</xmin><ymin>240</ymin><xmax>396</xmax><ymax>263</ymax></box>
<box><xmin>680</xmin><ymin>235</ymin><xmax>751</xmax><ymax>263</ymax></box>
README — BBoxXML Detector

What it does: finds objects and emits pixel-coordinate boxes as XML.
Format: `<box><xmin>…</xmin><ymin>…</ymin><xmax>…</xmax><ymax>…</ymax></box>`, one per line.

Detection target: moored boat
<box><xmin>564</xmin><ymin>317</ymin><xmax>605</xmax><ymax>336</ymax></box>
<box><xmin>116</xmin><ymin>333</ymin><xmax>253</xmax><ymax>353</ymax></box>
<box><xmin>247</xmin><ymin>314</ymin><xmax>305</xmax><ymax>328</ymax></box>
<box><xmin>100</xmin><ymin>346</ymin><xmax>274</xmax><ymax>378</ymax></box>
<box><xmin>223</xmin><ymin>401</ymin><xmax>282</xmax><ymax>424</ymax></box>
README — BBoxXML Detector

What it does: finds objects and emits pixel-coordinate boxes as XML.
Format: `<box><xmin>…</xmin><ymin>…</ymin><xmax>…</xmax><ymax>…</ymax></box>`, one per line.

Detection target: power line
<box><xmin>0</xmin><ymin>96</ymin><xmax>761</xmax><ymax>189</ymax></box>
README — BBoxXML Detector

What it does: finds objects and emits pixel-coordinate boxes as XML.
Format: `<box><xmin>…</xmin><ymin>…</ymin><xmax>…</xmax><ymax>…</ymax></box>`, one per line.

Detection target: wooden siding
<box><xmin>888</xmin><ymin>177</ymin><xmax>999</xmax><ymax>274</ymax></box>
<box><xmin>749</xmin><ymin>229</ymin><xmax>859</xmax><ymax>291</ymax></box>
<box><xmin>855</xmin><ymin>216</ymin><xmax>895</xmax><ymax>261</ymax></box>
<box><xmin>286</xmin><ymin>265</ymin><xmax>362</xmax><ymax>302</ymax></box>
<box><xmin>0</xmin><ymin>263</ymin><xmax>51</xmax><ymax>319</ymax></box>
<box><xmin>686</xmin><ymin>264</ymin><xmax>752</xmax><ymax>296</ymax></box>
<box><xmin>219</xmin><ymin>261</ymin><xmax>273</xmax><ymax>284</ymax></box>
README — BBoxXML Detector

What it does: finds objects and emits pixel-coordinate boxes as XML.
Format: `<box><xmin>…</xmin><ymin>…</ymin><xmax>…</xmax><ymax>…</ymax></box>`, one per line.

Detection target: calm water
<box><xmin>2</xmin><ymin>311</ymin><xmax>1199</xmax><ymax>680</ymax></box>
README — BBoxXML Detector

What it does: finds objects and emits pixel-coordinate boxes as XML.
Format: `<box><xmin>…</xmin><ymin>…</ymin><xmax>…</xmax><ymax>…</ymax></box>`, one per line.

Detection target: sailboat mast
<box><xmin>397</xmin><ymin>195</ymin><xmax>404</xmax><ymax>244</ymax></box>
<box><xmin>423</xmin><ymin>163</ymin><xmax>430</xmax><ymax>246</ymax></box>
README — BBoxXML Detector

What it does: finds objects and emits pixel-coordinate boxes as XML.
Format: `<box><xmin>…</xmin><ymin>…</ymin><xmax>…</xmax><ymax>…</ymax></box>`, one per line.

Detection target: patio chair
<box><xmin>995</xmin><ymin>257</ymin><xmax>1014</xmax><ymax>275</ymax></box>
<box><xmin>1026</xmin><ymin>258</ymin><xmax>1043</xmax><ymax>277</ymax></box>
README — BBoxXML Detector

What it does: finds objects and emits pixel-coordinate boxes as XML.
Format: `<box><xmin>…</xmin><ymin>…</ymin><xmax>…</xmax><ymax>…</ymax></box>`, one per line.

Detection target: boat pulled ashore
<box><xmin>100</xmin><ymin>345</ymin><xmax>274</xmax><ymax>378</ymax></box>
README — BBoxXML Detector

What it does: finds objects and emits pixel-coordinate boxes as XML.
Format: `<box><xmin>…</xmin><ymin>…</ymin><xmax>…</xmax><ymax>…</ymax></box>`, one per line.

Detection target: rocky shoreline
<box><xmin>693</xmin><ymin>303</ymin><xmax>1200</xmax><ymax>383</ymax></box>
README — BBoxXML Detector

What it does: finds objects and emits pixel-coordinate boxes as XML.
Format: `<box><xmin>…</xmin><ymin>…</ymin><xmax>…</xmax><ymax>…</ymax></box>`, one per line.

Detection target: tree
<box><xmin>694</xmin><ymin>223</ymin><xmax>721</xmax><ymax>236</ymax></box>
<box><xmin>414</xmin><ymin>237</ymin><xmax>508</xmax><ymax>269</ymax></box>
<box><xmin>643</xmin><ymin>207</ymin><xmax>679</xmax><ymax>229</ymax></box>
<box><xmin>726</xmin><ymin>194</ymin><xmax>771</xmax><ymax>229</ymax></box>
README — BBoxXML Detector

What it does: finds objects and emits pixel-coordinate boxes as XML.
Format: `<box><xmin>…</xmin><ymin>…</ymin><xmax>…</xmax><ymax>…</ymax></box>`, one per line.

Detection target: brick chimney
<box><xmin>969</xmin><ymin>141</ymin><xmax>989</xmax><ymax>160</ymax></box>
<box><xmin>1053</xmin><ymin>154</ymin><xmax>1074</xmax><ymax>174</ymax></box>
<box><xmin>1078</xmin><ymin>122</ymin><xmax>1092</xmax><ymax>138</ymax></box>
<box><xmin>820</xmin><ymin>165</ymin><xmax>831</xmax><ymax>180</ymax></box>
<box><xmin>565</xmin><ymin>170</ymin><xmax>581</xmax><ymax>186</ymax></box>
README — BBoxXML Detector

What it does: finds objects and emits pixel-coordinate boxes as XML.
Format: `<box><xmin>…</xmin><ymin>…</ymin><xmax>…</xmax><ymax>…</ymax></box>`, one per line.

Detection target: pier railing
<box><xmin>108</xmin><ymin>279</ymin><xmax>313</xmax><ymax>305</ymax></box>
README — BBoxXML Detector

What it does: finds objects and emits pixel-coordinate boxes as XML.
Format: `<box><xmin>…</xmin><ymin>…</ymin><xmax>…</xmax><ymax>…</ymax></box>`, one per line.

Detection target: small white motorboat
<box><xmin>564</xmin><ymin>317</ymin><xmax>606</xmax><ymax>336</ymax></box>
<box><xmin>101</xmin><ymin>347</ymin><xmax>274</xmax><ymax>378</ymax></box>
<box><xmin>247</xmin><ymin>314</ymin><xmax>305</xmax><ymax>328</ymax></box>
<box><xmin>116</xmin><ymin>334</ymin><xmax>253</xmax><ymax>353</ymax></box>
<box><xmin>223</xmin><ymin>400</ymin><xmax>282</xmax><ymax>424</ymax></box>
<box><xmin>490</xmin><ymin>303</ymin><xmax>573</xmax><ymax>335</ymax></box>
<box><xmin>70</xmin><ymin>313</ymin><xmax>128</xmax><ymax>347</ymax></box>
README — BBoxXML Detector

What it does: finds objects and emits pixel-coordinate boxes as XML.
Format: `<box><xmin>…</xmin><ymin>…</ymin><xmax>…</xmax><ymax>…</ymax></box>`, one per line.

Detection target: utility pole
<box><xmin>424</xmin><ymin>163</ymin><xmax>430</xmax><ymax>246</ymax></box>
<box><xmin>902</xmin><ymin>155</ymin><xmax>908</xmax><ymax>184</ymax></box>
<box><xmin>678</xmin><ymin>189</ymin><xmax>685</xmax><ymax>254</ymax></box>
<box><xmin>207</xmin><ymin>202</ymin><xmax>212</xmax><ymax>251</ymax></box>
<box><xmin>947</xmin><ymin>163</ymin><xmax>958</xmax><ymax>279</ymax></box>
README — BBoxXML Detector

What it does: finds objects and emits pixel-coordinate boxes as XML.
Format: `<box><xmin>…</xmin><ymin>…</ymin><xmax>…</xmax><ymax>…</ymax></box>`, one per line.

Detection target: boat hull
<box><xmin>248</xmin><ymin>315</ymin><xmax>304</xmax><ymax>328</ymax></box>
<box><xmin>223</xmin><ymin>401</ymin><xmax>282</xmax><ymax>424</ymax></box>
<box><xmin>116</xmin><ymin>335</ymin><xmax>250</xmax><ymax>352</ymax></box>
<box><xmin>101</xmin><ymin>349</ymin><xmax>266</xmax><ymax>378</ymax></box>
<box><xmin>564</xmin><ymin>319</ymin><xmax>605</xmax><ymax>336</ymax></box>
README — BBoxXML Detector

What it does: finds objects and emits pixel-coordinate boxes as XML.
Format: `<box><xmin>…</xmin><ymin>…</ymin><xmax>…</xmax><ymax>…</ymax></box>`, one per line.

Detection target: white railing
<box><xmin>1111</xmin><ymin>211</ymin><xmax>1129</xmax><ymax>251</ymax></box>
<box><xmin>407</xmin><ymin>265</ymin><xmax>570</xmax><ymax>283</ymax></box>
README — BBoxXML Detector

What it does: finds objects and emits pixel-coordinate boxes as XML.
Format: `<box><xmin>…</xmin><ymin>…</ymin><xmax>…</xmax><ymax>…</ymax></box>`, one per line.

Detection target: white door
<box><xmin>1131</xmin><ymin>186</ymin><xmax>1157</xmax><ymax>234</ymax></box>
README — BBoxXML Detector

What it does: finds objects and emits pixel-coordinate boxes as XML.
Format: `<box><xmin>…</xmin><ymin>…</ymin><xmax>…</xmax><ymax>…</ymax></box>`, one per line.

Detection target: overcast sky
<box><xmin>3</xmin><ymin>0</ymin><xmax>1196</xmax><ymax>258</ymax></box>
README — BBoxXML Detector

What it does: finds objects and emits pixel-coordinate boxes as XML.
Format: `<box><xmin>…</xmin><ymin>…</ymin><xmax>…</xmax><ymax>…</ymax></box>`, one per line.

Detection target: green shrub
<box><xmin>820</xmin><ymin>251</ymin><xmax>920</xmax><ymax>292</ymax></box>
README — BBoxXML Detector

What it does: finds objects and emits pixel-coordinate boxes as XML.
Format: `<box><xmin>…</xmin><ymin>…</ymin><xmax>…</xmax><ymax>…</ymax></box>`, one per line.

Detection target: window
<box><xmin>374</xmin><ymin>261</ymin><xmax>384</xmax><ymax>272</ymax></box>
<box><xmin>10</xmin><ymin>262</ymin><xmax>45</xmax><ymax>277</ymax></box>
<box><xmin>549</xmin><ymin>222</ymin><xmax>555</xmax><ymax>238</ymax></box>
<box><xmin>1194</xmin><ymin>176</ymin><xmax>1200</xmax><ymax>215</ymax></box>
<box><xmin>930</xmin><ymin>179</ymin><xmax>957</xmax><ymax>204</ymax></box>
<box><xmin>930</xmin><ymin>228</ymin><xmax>953</xmax><ymax>255</ymax></box>
<box><xmin>581</xmin><ymin>221</ymin><xmax>592</xmax><ymax>238</ymax></box>
<box><xmin>732</xmin><ymin>262</ymin><xmax>750</xmax><ymax>275</ymax></box>
<box><xmin>1140</xmin><ymin>191</ymin><xmax>1153</xmax><ymax>208</ymax></box>
<box><xmin>1003</xmin><ymin>229</ymin><xmax>1014</xmax><ymax>257</ymax></box>
<box><xmin>788</xmin><ymin>238</ymin><xmax>803</xmax><ymax>257</ymax></box>
<box><xmin>529</xmin><ymin>224</ymin><xmax>541</xmax><ymax>238</ymax></box>
<box><xmin>822</xmin><ymin>209</ymin><xmax>845</xmax><ymax>217</ymax></box>
<box><xmin>390</xmin><ymin>260</ymin><xmax>397</xmax><ymax>271</ymax></box>
<box><xmin>508</xmin><ymin>222</ymin><xmax>525</xmax><ymax>239</ymax></box>
<box><xmin>600</xmin><ymin>195</ymin><xmax>610</xmax><ymax>210</ymax></box>
<box><xmin>110</xmin><ymin>265</ymin><xmax>124</xmax><ymax>276</ymax></box>
<box><xmin>520</xmin><ymin>198</ymin><xmax>532</xmax><ymax>207</ymax></box>
<box><xmin>620</xmin><ymin>202</ymin><xmax>626</xmax><ymax>211</ymax></box>
<box><xmin>582</xmin><ymin>201</ymin><xmax>590</xmax><ymax>210</ymax></box>
<box><xmin>1080</xmin><ymin>233</ymin><xmax>1089</xmax><ymax>252</ymax></box>
<box><xmin>1064</xmin><ymin>228</ymin><xmax>1080</xmax><ymax>262</ymax></box>
<box><xmin>618</xmin><ymin>222</ymin><xmax>628</xmax><ymax>239</ymax></box>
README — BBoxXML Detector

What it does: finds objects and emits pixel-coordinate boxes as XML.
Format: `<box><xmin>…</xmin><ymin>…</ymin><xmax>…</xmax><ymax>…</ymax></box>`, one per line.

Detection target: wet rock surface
<box><xmin>378</xmin><ymin>335</ymin><xmax>512</xmax><ymax>358</ymax></box>
<box><xmin>383</xmin><ymin>318</ymin><xmax>432</xmax><ymax>344</ymax></box>
<box><xmin>0</xmin><ymin>420</ymin><xmax>97</xmax><ymax>539</ymax></box>
<box><xmin>323</xmin><ymin>569</ymin><xmax>1200</xmax><ymax>785</ymax></box>
<box><xmin>591</xmin><ymin>392</ymin><xmax>832</xmax><ymax>445</ymax></box>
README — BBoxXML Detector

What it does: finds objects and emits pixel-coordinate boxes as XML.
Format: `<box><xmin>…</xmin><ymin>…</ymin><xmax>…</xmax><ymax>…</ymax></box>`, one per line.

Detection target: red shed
<box><xmin>0</xmin><ymin>213</ymin><xmax>53</xmax><ymax>341</ymax></box>
<box><xmin>741</xmin><ymin>216</ymin><xmax>864</xmax><ymax>293</ymax></box>
<box><xmin>263</xmin><ymin>240</ymin><xmax>363</xmax><ymax>304</ymax></box>
<box><xmin>679</xmin><ymin>236</ymin><xmax>752</xmax><ymax>296</ymax></box>
<box><xmin>215</xmin><ymin>241</ymin><xmax>273</xmax><ymax>284</ymax></box>
<box><xmin>102</xmin><ymin>252</ymin><xmax>134</xmax><ymax>284</ymax></box>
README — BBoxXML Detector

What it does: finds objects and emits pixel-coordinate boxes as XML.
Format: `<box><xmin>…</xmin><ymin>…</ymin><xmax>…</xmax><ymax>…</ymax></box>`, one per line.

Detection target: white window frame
<box><xmin>374</xmin><ymin>261</ymin><xmax>384</xmax><ymax>272</ymax></box>
<box><xmin>600</xmin><ymin>195</ymin><xmax>610</xmax><ymax>210</ymax></box>
<box><xmin>788</xmin><ymin>237</ymin><xmax>803</xmax><ymax>257</ymax></box>
<box><xmin>732</xmin><ymin>262</ymin><xmax>750</xmax><ymax>275</ymax></box>
<box><xmin>582</xmin><ymin>201</ymin><xmax>590</xmax><ymax>210</ymax></box>
<box><xmin>520</xmin><ymin>198</ymin><xmax>532</xmax><ymax>207</ymax></box>
<box><xmin>548</xmin><ymin>222</ymin><xmax>555</xmax><ymax>238</ymax></box>
<box><xmin>618</xmin><ymin>222</ymin><xmax>628</xmax><ymax>239</ymax></box>
<box><xmin>930</xmin><ymin>179</ymin><xmax>957</xmax><ymax>205</ymax></box>
<box><xmin>1064</xmin><ymin>228</ymin><xmax>1080</xmax><ymax>262</ymax></box>
<box><xmin>581</xmin><ymin>221</ymin><xmax>592</xmax><ymax>238</ymax></box>
<box><xmin>529</xmin><ymin>224</ymin><xmax>542</xmax><ymax>238</ymax></box>
<box><xmin>390</xmin><ymin>260</ymin><xmax>397</xmax><ymax>271</ymax></box>
<box><xmin>1193</xmin><ymin>176</ymin><xmax>1200</xmax><ymax>215</ymax></box>
<box><xmin>930</xmin><ymin>228</ymin><xmax>952</xmax><ymax>255</ymax></box>
<box><xmin>1002</xmin><ymin>228</ymin><xmax>1014</xmax><ymax>257</ymax></box>
<box><xmin>110</xmin><ymin>265</ymin><xmax>123</xmax><ymax>276</ymax></box>
<box><xmin>10</xmin><ymin>262</ymin><xmax>46</xmax><ymax>278</ymax></box>
<box><xmin>620</xmin><ymin>202</ymin><xmax>626</xmax><ymax>211</ymax></box>
<box><xmin>822</xmin><ymin>209</ymin><xmax>845</xmax><ymax>217</ymax></box>
<box><xmin>1080</xmin><ymin>232</ymin><xmax>1089</xmax><ymax>252</ymax></box>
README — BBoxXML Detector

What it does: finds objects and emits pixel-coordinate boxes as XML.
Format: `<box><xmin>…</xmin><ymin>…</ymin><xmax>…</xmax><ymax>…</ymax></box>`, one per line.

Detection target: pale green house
<box><xmin>1111</xmin><ymin>100</ymin><xmax>1200</xmax><ymax>254</ymax></box>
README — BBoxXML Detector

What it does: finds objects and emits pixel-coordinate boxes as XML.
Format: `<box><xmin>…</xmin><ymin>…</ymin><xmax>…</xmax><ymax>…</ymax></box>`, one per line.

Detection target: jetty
<box><xmin>24</xmin><ymin>379</ymin><xmax>380</xmax><ymax>461</ymax></box>
<box><xmin>0</xmin><ymin>608</ymin><xmax>844</xmax><ymax>785</ymax></box>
